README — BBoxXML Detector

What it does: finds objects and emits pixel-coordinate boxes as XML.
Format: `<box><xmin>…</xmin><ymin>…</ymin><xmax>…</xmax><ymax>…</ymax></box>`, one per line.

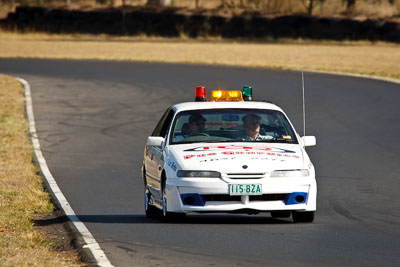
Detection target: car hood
<box><xmin>167</xmin><ymin>143</ymin><xmax>305</xmax><ymax>174</ymax></box>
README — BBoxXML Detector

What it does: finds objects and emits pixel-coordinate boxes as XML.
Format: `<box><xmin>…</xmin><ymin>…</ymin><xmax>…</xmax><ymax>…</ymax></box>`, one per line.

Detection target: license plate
<box><xmin>229</xmin><ymin>184</ymin><xmax>262</xmax><ymax>196</ymax></box>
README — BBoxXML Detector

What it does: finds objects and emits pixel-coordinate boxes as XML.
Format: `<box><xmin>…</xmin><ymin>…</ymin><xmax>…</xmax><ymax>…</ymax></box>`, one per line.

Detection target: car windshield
<box><xmin>170</xmin><ymin>109</ymin><xmax>298</xmax><ymax>145</ymax></box>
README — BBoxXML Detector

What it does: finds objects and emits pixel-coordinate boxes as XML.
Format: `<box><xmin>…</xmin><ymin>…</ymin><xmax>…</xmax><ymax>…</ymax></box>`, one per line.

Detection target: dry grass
<box><xmin>0</xmin><ymin>75</ymin><xmax>82</xmax><ymax>266</ymax></box>
<box><xmin>1</xmin><ymin>32</ymin><xmax>400</xmax><ymax>79</ymax></box>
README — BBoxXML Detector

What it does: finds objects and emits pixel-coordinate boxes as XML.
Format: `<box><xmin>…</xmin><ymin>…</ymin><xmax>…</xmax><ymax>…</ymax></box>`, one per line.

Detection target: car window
<box><xmin>152</xmin><ymin>108</ymin><xmax>174</xmax><ymax>137</ymax></box>
<box><xmin>170</xmin><ymin>109</ymin><xmax>298</xmax><ymax>144</ymax></box>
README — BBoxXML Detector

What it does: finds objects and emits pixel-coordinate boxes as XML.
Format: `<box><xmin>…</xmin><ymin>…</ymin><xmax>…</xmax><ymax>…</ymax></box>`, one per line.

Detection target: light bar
<box><xmin>195</xmin><ymin>86</ymin><xmax>206</xmax><ymax>102</ymax></box>
<box><xmin>209</xmin><ymin>90</ymin><xmax>243</xmax><ymax>101</ymax></box>
<box><xmin>242</xmin><ymin>86</ymin><xmax>253</xmax><ymax>101</ymax></box>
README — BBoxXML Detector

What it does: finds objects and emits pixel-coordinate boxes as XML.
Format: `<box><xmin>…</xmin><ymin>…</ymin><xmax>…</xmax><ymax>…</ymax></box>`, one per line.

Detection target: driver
<box><xmin>188</xmin><ymin>113</ymin><xmax>206</xmax><ymax>136</ymax></box>
<box><xmin>173</xmin><ymin>113</ymin><xmax>207</xmax><ymax>142</ymax></box>
<box><xmin>241</xmin><ymin>114</ymin><xmax>273</xmax><ymax>141</ymax></box>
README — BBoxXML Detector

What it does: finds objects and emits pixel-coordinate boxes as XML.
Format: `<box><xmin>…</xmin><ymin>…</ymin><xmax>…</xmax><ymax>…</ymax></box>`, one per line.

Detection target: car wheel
<box><xmin>144</xmin><ymin>187</ymin><xmax>158</xmax><ymax>218</ymax></box>
<box><xmin>162</xmin><ymin>194</ymin><xmax>169</xmax><ymax>218</ymax></box>
<box><xmin>162</xmin><ymin>187</ymin><xmax>186</xmax><ymax>221</ymax></box>
<box><xmin>292</xmin><ymin>211</ymin><xmax>315</xmax><ymax>223</ymax></box>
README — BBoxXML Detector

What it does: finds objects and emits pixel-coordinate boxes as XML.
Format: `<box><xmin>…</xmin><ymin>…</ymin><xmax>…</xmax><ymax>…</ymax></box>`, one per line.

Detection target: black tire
<box><xmin>144</xmin><ymin>187</ymin><xmax>159</xmax><ymax>218</ymax></box>
<box><xmin>292</xmin><ymin>211</ymin><xmax>315</xmax><ymax>223</ymax></box>
<box><xmin>271</xmin><ymin>211</ymin><xmax>291</xmax><ymax>218</ymax></box>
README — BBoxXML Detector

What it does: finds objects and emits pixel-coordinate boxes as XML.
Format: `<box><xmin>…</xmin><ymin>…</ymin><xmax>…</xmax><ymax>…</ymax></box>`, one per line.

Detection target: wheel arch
<box><xmin>142</xmin><ymin>165</ymin><xmax>147</xmax><ymax>185</ymax></box>
<box><xmin>161</xmin><ymin>170</ymin><xmax>167</xmax><ymax>192</ymax></box>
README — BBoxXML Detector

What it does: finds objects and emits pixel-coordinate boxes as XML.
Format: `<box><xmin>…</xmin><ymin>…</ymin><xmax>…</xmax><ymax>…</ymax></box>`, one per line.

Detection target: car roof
<box><xmin>171</xmin><ymin>101</ymin><xmax>284</xmax><ymax>113</ymax></box>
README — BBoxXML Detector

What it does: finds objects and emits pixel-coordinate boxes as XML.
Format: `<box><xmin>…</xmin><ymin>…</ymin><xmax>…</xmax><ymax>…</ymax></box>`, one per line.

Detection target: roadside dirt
<box><xmin>33</xmin><ymin>209</ymin><xmax>89</xmax><ymax>266</ymax></box>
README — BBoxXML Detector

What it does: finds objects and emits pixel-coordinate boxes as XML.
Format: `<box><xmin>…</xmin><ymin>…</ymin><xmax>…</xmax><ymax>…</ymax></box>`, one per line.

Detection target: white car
<box><xmin>142</xmin><ymin>87</ymin><xmax>317</xmax><ymax>223</ymax></box>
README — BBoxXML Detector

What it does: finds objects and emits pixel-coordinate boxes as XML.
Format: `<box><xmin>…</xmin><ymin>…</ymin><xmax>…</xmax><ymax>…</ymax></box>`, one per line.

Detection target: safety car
<box><xmin>142</xmin><ymin>86</ymin><xmax>317</xmax><ymax>223</ymax></box>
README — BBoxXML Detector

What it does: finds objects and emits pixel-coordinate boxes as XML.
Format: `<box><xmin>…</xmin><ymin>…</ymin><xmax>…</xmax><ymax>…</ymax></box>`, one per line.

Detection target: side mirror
<box><xmin>301</xmin><ymin>136</ymin><xmax>316</xmax><ymax>147</ymax></box>
<box><xmin>147</xmin><ymin>136</ymin><xmax>164</xmax><ymax>147</ymax></box>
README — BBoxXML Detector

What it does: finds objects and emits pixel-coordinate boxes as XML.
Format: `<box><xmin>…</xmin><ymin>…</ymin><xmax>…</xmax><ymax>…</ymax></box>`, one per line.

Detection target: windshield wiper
<box><xmin>262</xmin><ymin>139</ymin><xmax>297</xmax><ymax>143</ymax></box>
<box><xmin>205</xmin><ymin>140</ymin><xmax>240</xmax><ymax>143</ymax></box>
<box><xmin>172</xmin><ymin>139</ymin><xmax>296</xmax><ymax>145</ymax></box>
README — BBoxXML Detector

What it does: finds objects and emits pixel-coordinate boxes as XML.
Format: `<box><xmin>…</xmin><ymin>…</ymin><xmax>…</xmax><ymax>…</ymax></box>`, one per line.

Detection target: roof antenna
<box><xmin>302</xmin><ymin>70</ymin><xmax>306</xmax><ymax>137</ymax></box>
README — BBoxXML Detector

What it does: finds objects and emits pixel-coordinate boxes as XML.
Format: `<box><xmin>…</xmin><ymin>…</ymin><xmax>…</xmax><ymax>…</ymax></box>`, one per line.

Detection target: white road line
<box><xmin>17</xmin><ymin>78</ymin><xmax>114</xmax><ymax>267</ymax></box>
<box><xmin>304</xmin><ymin>69</ymin><xmax>400</xmax><ymax>85</ymax></box>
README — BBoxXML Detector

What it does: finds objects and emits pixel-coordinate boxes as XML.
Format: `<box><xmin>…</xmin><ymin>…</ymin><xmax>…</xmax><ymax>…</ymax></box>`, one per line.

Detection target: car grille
<box><xmin>202</xmin><ymin>195</ymin><xmax>241</xmax><ymax>202</ymax></box>
<box><xmin>226</xmin><ymin>173</ymin><xmax>265</xmax><ymax>179</ymax></box>
<box><xmin>201</xmin><ymin>194</ymin><xmax>287</xmax><ymax>203</ymax></box>
<box><xmin>249</xmin><ymin>194</ymin><xmax>287</xmax><ymax>201</ymax></box>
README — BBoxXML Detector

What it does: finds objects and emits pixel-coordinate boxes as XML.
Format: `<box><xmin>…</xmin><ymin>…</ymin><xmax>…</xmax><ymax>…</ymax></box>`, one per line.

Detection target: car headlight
<box><xmin>177</xmin><ymin>170</ymin><xmax>221</xmax><ymax>178</ymax></box>
<box><xmin>270</xmin><ymin>169</ymin><xmax>309</xmax><ymax>177</ymax></box>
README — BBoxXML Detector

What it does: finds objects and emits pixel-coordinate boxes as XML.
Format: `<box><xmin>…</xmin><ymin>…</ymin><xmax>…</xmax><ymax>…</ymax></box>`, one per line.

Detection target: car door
<box><xmin>145</xmin><ymin>108</ymin><xmax>175</xmax><ymax>199</ymax></box>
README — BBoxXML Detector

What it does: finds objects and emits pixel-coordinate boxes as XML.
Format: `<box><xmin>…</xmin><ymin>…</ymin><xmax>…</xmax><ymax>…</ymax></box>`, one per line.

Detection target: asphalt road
<box><xmin>1</xmin><ymin>58</ymin><xmax>400</xmax><ymax>266</ymax></box>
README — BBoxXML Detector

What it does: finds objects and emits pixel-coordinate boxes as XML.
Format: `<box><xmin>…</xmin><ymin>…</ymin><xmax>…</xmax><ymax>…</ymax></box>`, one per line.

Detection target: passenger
<box><xmin>241</xmin><ymin>114</ymin><xmax>273</xmax><ymax>141</ymax></box>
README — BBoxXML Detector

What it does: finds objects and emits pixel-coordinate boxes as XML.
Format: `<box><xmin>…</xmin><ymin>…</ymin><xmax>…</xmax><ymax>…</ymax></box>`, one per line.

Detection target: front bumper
<box><xmin>165</xmin><ymin>176</ymin><xmax>317</xmax><ymax>214</ymax></box>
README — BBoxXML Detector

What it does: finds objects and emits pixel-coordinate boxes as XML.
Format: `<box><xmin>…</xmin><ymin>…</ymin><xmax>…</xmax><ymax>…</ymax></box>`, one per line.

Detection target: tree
<box><xmin>300</xmin><ymin>0</ymin><xmax>325</xmax><ymax>15</ymax></box>
<box><xmin>343</xmin><ymin>0</ymin><xmax>356</xmax><ymax>10</ymax></box>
